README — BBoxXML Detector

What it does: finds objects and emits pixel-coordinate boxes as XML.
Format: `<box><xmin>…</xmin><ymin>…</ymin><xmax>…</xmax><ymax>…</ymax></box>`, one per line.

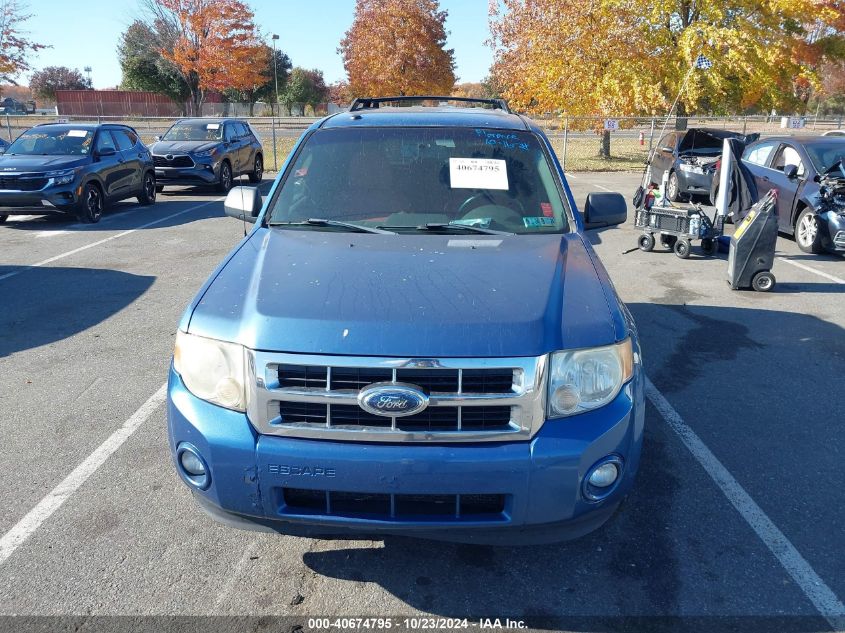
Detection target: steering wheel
<box><xmin>457</xmin><ymin>191</ymin><xmax>524</xmax><ymax>216</ymax></box>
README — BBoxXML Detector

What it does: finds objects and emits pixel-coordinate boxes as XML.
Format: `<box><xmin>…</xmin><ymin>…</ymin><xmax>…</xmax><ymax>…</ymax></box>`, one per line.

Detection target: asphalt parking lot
<box><xmin>0</xmin><ymin>171</ymin><xmax>843</xmax><ymax>633</ymax></box>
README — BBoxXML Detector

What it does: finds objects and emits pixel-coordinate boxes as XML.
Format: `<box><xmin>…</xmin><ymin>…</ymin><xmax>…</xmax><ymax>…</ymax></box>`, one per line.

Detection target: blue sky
<box><xmin>18</xmin><ymin>0</ymin><xmax>493</xmax><ymax>88</ymax></box>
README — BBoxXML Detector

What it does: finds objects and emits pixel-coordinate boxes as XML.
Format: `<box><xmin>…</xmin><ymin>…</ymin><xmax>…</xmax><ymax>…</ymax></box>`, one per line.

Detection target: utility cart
<box><xmin>634</xmin><ymin>203</ymin><xmax>720</xmax><ymax>258</ymax></box>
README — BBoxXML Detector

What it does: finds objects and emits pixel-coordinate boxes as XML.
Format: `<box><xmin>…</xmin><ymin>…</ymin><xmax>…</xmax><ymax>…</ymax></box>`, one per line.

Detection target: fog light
<box><xmin>588</xmin><ymin>463</ymin><xmax>619</xmax><ymax>487</ymax></box>
<box><xmin>176</xmin><ymin>443</ymin><xmax>210</xmax><ymax>490</ymax></box>
<box><xmin>583</xmin><ymin>455</ymin><xmax>623</xmax><ymax>502</ymax></box>
<box><xmin>180</xmin><ymin>451</ymin><xmax>206</xmax><ymax>477</ymax></box>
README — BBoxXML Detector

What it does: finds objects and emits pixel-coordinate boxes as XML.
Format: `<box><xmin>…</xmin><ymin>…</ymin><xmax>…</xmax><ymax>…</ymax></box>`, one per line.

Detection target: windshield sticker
<box><xmin>449</xmin><ymin>158</ymin><xmax>508</xmax><ymax>190</ymax></box>
<box><xmin>540</xmin><ymin>202</ymin><xmax>553</xmax><ymax>218</ymax></box>
<box><xmin>523</xmin><ymin>216</ymin><xmax>556</xmax><ymax>228</ymax></box>
<box><xmin>66</xmin><ymin>130</ymin><xmax>88</xmax><ymax>138</ymax></box>
<box><xmin>474</xmin><ymin>129</ymin><xmax>530</xmax><ymax>151</ymax></box>
<box><xmin>436</xmin><ymin>139</ymin><xmax>456</xmax><ymax>148</ymax></box>
<box><xmin>206</xmin><ymin>123</ymin><xmax>220</xmax><ymax>130</ymax></box>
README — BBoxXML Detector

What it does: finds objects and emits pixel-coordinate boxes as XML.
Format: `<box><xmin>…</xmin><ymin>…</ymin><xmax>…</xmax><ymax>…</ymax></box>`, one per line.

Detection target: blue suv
<box><xmin>167</xmin><ymin>97</ymin><xmax>643</xmax><ymax>545</ymax></box>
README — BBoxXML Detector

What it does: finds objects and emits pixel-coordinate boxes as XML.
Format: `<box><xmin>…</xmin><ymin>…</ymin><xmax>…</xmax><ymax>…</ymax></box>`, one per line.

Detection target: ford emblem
<box><xmin>358</xmin><ymin>382</ymin><xmax>428</xmax><ymax>418</ymax></box>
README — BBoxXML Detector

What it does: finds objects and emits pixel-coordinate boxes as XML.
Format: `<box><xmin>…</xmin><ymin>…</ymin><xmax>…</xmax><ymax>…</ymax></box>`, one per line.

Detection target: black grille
<box><xmin>0</xmin><ymin>176</ymin><xmax>47</xmax><ymax>191</ymax></box>
<box><xmin>282</xmin><ymin>488</ymin><xmax>506</xmax><ymax>520</ymax></box>
<box><xmin>279</xmin><ymin>402</ymin><xmax>512</xmax><ymax>432</ymax></box>
<box><xmin>330</xmin><ymin>367</ymin><xmax>392</xmax><ymax>390</ymax></box>
<box><xmin>461</xmin><ymin>369</ymin><xmax>514</xmax><ymax>393</ymax></box>
<box><xmin>278</xmin><ymin>364</ymin><xmax>328</xmax><ymax>389</ymax></box>
<box><xmin>153</xmin><ymin>154</ymin><xmax>193</xmax><ymax>168</ymax></box>
<box><xmin>325</xmin><ymin>367</ymin><xmax>513</xmax><ymax>394</ymax></box>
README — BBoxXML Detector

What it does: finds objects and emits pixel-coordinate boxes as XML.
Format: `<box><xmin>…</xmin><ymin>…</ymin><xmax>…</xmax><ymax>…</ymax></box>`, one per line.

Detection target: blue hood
<box><xmin>186</xmin><ymin>228</ymin><xmax>622</xmax><ymax>357</ymax></box>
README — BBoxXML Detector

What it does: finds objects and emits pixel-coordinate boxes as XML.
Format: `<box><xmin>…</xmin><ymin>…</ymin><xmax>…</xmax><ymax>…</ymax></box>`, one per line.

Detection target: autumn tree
<box><xmin>30</xmin><ymin>66</ymin><xmax>90</xmax><ymax>101</ymax></box>
<box><xmin>118</xmin><ymin>20</ymin><xmax>191</xmax><ymax>112</ymax></box>
<box><xmin>224</xmin><ymin>46</ymin><xmax>292</xmax><ymax>115</ymax></box>
<box><xmin>0</xmin><ymin>0</ymin><xmax>47</xmax><ymax>83</ymax></box>
<box><xmin>143</xmin><ymin>0</ymin><xmax>266</xmax><ymax>115</ymax></box>
<box><xmin>339</xmin><ymin>0</ymin><xmax>456</xmax><ymax>97</ymax></box>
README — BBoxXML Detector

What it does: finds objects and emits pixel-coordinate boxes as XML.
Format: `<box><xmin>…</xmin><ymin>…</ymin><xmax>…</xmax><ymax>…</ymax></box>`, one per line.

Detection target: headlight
<box><xmin>173</xmin><ymin>331</ymin><xmax>247</xmax><ymax>411</ymax></box>
<box><xmin>192</xmin><ymin>147</ymin><xmax>218</xmax><ymax>158</ymax></box>
<box><xmin>547</xmin><ymin>339</ymin><xmax>634</xmax><ymax>418</ymax></box>
<box><xmin>45</xmin><ymin>168</ymin><xmax>78</xmax><ymax>185</ymax></box>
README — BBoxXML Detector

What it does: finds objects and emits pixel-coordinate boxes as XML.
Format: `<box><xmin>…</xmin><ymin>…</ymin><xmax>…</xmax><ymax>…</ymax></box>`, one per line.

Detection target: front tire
<box><xmin>795</xmin><ymin>208</ymin><xmax>823</xmax><ymax>254</ymax></box>
<box><xmin>673</xmin><ymin>239</ymin><xmax>691</xmax><ymax>258</ymax></box>
<box><xmin>76</xmin><ymin>183</ymin><xmax>103</xmax><ymax>223</ymax></box>
<box><xmin>216</xmin><ymin>161</ymin><xmax>233</xmax><ymax>193</ymax></box>
<box><xmin>638</xmin><ymin>233</ymin><xmax>655</xmax><ymax>252</ymax></box>
<box><xmin>667</xmin><ymin>171</ymin><xmax>683</xmax><ymax>202</ymax></box>
<box><xmin>248</xmin><ymin>155</ymin><xmax>263</xmax><ymax>183</ymax></box>
<box><xmin>137</xmin><ymin>172</ymin><xmax>156</xmax><ymax>206</ymax></box>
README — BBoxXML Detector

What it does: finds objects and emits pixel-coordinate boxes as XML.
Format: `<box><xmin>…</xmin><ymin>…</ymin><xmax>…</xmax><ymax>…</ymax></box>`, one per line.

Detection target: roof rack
<box><xmin>348</xmin><ymin>96</ymin><xmax>511</xmax><ymax>114</ymax></box>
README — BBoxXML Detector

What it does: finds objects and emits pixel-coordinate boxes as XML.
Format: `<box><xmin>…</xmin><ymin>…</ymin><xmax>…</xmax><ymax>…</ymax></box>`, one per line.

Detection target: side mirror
<box><xmin>783</xmin><ymin>164</ymin><xmax>799</xmax><ymax>179</ymax></box>
<box><xmin>96</xmin><ymin>147</ymin><xmax>116</xmax><ymax>158</ymax></box>
<box><xmin>584</xmin><ymin>192</ymin><xmax>627</xmax><ymax>230</ymax></box>
<box><xmin>224</xmin><ymin>186</ymin><xmax>262</xmax><ymax>223</ymax></box>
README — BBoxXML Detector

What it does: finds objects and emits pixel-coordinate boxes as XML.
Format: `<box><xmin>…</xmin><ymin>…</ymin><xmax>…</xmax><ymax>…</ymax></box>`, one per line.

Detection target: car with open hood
<box><xmin>0</xmin><ymin>123</ymin><xmax>156</xmax><ymax>224</ymax></box>
<box><xmin>649</xmin><ymin>127</ymin><xmax>759</xmax><ymax>202</ymax></box>
<box><xmin>167</xmin><ymin>96</ymin><xmax>643</xmax><ymax>545</ymax></box>
<box><xmin>739</xmin><ymin>135</ymin><xmax>845</xmax><ymax>253</ymax></box>
<box><xmin>150</xmin><ymin>118</ymin><xmax>263</xmax><ymax>193</ymax></box>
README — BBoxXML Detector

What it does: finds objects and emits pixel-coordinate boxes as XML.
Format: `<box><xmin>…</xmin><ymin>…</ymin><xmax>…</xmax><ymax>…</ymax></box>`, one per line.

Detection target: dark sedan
<box><xmin>150</xmin><ymin>118</ymin><xmax>263</xmax><ymax>193</ymax></box>
<box><xmin>649</xmin><ymin>128</ymin><xmax>758</xmax><ymax>202</ymax></box>
<box><xmin>0</xmin><ymin>123</ymin><xmax>156</xmax><ymax>224</ymax></box>
<box><xmin>739</xmin><ymin>136</ymin><xmax>845</xmax><ymax>254</ymax></box>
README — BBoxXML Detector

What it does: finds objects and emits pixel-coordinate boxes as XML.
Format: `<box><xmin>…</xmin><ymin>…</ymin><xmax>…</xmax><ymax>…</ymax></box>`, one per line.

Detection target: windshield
<box><xmin>6</xmin><ymin>128</ymin><xmax>93</xmax><ymax>156</ymax></box>
<box><xmin>162</xmin><ymin>121</ymin><xmax>224</xmax><ymax>142</ymax></box>
<box><xmin>267</xmin><ymin>127</ymin><xmax>571</xmax><ymax>234</ymax></box>
<box><xmin>803</xmin><ymin>141</ymin><xmax>845</xmax><ymax>174</ymax></box>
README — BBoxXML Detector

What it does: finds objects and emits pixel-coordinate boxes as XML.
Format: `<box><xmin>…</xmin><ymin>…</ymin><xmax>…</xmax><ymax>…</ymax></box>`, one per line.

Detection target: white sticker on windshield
<box><xmin>449</xmin><ymin>158</ymin><xmax>508</xmax><ymax>190</ymax></box>
<box><xmin>66</xmin><ymin>130</ymin><xmax>88</xmax><ymax>137</ymax></box>
<box><xmin>206</xmin><ymin>123</ymin><xmax>220</xmax><ymax>130</ymax></box>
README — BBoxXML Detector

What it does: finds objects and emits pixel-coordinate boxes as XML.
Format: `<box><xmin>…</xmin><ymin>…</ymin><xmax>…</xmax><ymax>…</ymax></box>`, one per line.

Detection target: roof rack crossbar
<box><xmin>348</xmin><ymin>96</ymin><xmax>511</xmax><ymax>114</ymax></box>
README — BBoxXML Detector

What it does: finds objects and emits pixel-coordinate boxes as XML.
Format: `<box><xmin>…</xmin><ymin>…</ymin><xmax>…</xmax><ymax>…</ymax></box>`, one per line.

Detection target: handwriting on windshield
<box><xmin>474</xmin><ymin>129</ymin><xmax>529</xmax><ymax>151</ymax></box>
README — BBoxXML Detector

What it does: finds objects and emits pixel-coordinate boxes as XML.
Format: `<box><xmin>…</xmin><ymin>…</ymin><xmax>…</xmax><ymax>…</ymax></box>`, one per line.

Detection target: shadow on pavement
<box><xmin>0</xmin><ymin>266</ymin><xmax>155</xmax><ymax>357</ymax></box>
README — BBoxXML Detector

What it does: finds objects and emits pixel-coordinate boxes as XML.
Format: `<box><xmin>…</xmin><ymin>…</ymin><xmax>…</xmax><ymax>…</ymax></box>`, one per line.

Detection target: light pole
<box><xmin>83</xmin><ymin>66</ymin><xmax>92</xmax><ymax>88</ymax></box>
<box><xmin>271</xmin><ymin>35</ymin><xmax>280</xmax><ymax>119</ymax></box>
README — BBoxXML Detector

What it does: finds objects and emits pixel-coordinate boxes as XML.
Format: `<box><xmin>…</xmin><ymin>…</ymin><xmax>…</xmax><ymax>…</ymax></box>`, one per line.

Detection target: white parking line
<box><xmin>645</xmin><ymin>377</ymin><xmax>845</xmax><ymax>630</ymax></box>
<box><xmin>0</xmin><ymin>198</ymin><xmax>223</xmax><ymax>283</ymax></box>
<box><xmin>777</xmin><ymin>256</ymin><xmax>845</xmax><ymax>285</ymax></box>
<box><xmin>0</xmin><ymin>383</ymin><xmax>167</xmax><ymax>567</ymax></box>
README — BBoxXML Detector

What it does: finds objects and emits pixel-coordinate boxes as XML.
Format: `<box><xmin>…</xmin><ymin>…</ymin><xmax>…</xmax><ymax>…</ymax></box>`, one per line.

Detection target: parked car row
<box><xmin>646</xmin><ymin>127</ymin><xmax>845</xmax><ymax>255</ymax></box>
<box><xmin>0</xmin><ymin>118</ymin><xmax>264</xmax><ymax>224</ymax></box>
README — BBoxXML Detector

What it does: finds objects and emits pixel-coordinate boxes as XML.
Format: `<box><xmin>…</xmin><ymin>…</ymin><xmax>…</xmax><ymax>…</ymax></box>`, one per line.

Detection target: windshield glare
<box><xmin>163</xmin><ymin>122</ymin><xmax>223</xmax><ymax>142</ymax></box>
<box><xmin>6</xmin><ymin>128</ymin><xmax>93</xmax><ymax>156</ymax></box>
<box><xmin>268</xmin><ymin>127</ymin><xmax>570</xmax><ymax>234</ymax></box>
<box><xmin>804</xmin><ymin>142</ymin><xmax>845</xmax><ymax>174</ymax></box>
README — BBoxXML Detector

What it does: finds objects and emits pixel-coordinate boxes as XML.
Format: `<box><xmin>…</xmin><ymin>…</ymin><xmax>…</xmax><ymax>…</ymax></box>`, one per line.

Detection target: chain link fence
<box><xmin>4</xmin><ymin>112</ymin><xmax>844</xmax><ymax>173</ymax></box>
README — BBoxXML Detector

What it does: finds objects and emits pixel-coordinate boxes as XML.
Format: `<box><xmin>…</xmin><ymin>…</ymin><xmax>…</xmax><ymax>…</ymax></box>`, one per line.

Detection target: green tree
<box><xmin>29</xmin><ymin>66</ymin><xmax>90</xmax><ymax>101</ymax></box>
<box><xmin>281</xmin><ymin>67</ymin><xmax>328</xmax><ymax>114</ymax></box>
<box><xmin>118</xmin><ymin>20</ymin><xmax>191</xmax><ymax>112</ymax></box>
<box><xmin>223</xmin><ymin>45</ymin><xmax>292</xmax><ymax>115</ymax></box>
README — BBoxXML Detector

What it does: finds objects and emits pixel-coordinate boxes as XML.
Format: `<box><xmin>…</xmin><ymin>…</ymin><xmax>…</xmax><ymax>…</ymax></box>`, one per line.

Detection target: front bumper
<box><xmin>0</xmin><ymin>182</ymin><xmax>79</xmax><ymax>214</ymax></box>
<box><xmin>167</xmin><ymin>365</ymin><xmax>645</xmax><ymax>545</ymax></box>
<box><xmin>155</xmin><ymin>158</ymin><xmax>219</xmax><ymax>186</ymax></box>
<box><xmin>677</xmin><ymin>165</ymin><xmax>715</xmax><ymax>194</ymax></box>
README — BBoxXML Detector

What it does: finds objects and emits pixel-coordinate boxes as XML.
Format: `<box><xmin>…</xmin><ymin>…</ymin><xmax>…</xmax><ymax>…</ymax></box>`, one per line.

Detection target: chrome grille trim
<box><xmin>246</xmin><ymin>352</ymin><xmax>547</xmax><ymax>443</ymax></box>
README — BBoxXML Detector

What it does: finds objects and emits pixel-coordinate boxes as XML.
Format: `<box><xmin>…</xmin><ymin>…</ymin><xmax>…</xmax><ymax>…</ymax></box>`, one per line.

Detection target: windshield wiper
<box><xmin>270</xmin><ymin>218</ymin><xmax>395</xmax><ymax>234</ymax></box>
<box><xmin>378</xmin><ymin>222</ymin><xmax>514</xmax><ymax>235</ymax></box>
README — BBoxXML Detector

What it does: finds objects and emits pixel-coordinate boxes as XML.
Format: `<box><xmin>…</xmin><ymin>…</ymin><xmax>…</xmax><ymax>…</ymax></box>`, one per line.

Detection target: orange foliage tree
<box><xmin>339</xmin><ymin>0</ymin><xmax>456</xmax><ymax>97</ymax></box>
<box><xmin>145</xmin><ymin>0</ymin><xmax>265</xmax><ymax>114</ymax></box>
<box><xmin>0</xmin><ymin>0</ymin><xmax>47</xmax><ymax>84</ymax></box>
